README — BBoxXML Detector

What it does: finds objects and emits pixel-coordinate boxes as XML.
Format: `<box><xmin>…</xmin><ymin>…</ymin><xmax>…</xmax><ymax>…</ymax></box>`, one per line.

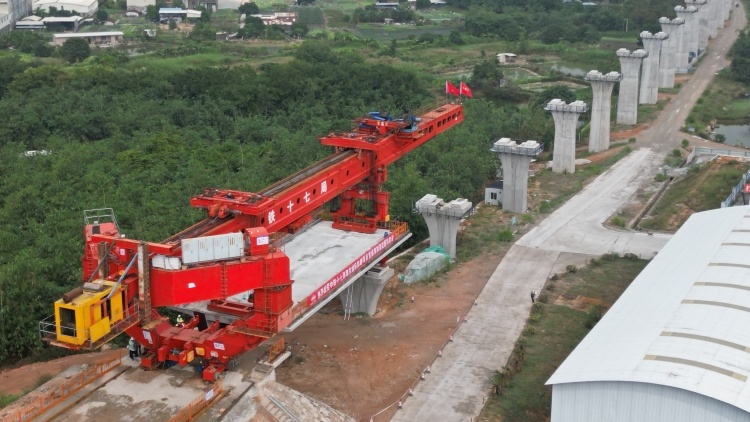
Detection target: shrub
<box><xmin>682</xmin><ymin>139</ymin><xmax>689</xmax><ymax>148</ymax></box>
<box><xmin>655</xmin><ymin>173</ymin><xmax>667</xmax><ymax>182</ymax></box>
<box><xmin>584</xmin><ymin>305</ymin><xmax>604</xmax><ymax>329</ymax></box>
<box><xmin>624</xmin><ymin>252</ymin><xmax>640</xmax><ymax>260</ymax></box>
<box><xmin>671</xmin><ymin>149</ymin><xmax>681</xmax><ymax>158</ymax></box>
<box><xmin>589</xmin><ymin>257</ymin><xmax>600</xmax><ymax>267</ymax></box>
<box><xmin>628</xmin><ymin>137</ymin><xmax>636</xmax><ymax>143</ymax></box>
<box><xmin>566</xmin><ymin>264</ymin><xmax>578</xmax><ymax>273</ymax></box>
<box><xmin>546</xmin><ymin>281</ymin><xmax>556</xmax><ymax>291</ymax></box>
<box><xmin>611</xmin><ymin>216</ymin><xmax>626</xmax><ymax>228</ymax></box>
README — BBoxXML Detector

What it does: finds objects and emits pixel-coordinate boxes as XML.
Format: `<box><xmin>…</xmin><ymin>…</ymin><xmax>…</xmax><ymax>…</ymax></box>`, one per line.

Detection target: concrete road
<box><xmin>394</xmin><ymin>6</ymin><xmax>747</xmax><ymax>421</ymax></box>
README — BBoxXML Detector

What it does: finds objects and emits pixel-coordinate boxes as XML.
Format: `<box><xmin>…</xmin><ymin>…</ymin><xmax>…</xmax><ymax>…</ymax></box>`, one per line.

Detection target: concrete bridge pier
<box><xmin>616</xmin><ymin>48</ymin><xmax>648</xmax><ymax>125</ymax></box>
<box><xmin>658</xmin><ymin>18</ymin><xmax>684</xmax><ymax>87</ymax></box>
<box><xmin>585</xmin><ymin>71</ymin><xmax>621</xmax><ymax>152</ymax></box>
<box><xmin>415</xmin><ymin>194</ymin><xmax>472</xmax><ymax>259</ymax></box>
<box><xmin>338</xmin><ymin>266</ymin><xmax>394</xmax><ymax>316</ymax></box>
<box><xmin>639</xmin><ymin>31</ymin><xmax>668</xmax><ymax>105</ymax></box>
<box><xmin>490</xmin><ymin>138</ymin><xmax>543</xmax><ymax>214</ymax></box>
<box><xmin>685</xmin><ymin>0</ymin><xmax>709</xmax><ymax>53</ymax></box>
<box><xmin>674</xmin><ymin>6</ymin><xmax>698</xmax><ymax>71</ymax></box>
<box><xmin>545</xmin><ymin>99</ymin><xmax>588</xmax><ymax>174</ymax></box>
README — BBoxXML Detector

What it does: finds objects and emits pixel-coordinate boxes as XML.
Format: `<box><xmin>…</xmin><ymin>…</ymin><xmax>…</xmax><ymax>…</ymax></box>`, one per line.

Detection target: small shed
<box><xmin>484</xmin><ymin>180</ymin><xmax>503</xmax><ymax>206</ymax></box>
<box><xmin>497</xmin><ymin>53</ymin><xmax>517</xmax><ymax>63</ymax></box>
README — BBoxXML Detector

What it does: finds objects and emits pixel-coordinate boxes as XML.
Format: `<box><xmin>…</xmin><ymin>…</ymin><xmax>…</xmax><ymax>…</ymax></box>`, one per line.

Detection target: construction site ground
<box><xmin>0</xmin><ymin>142</ymin><xmax>678</xmax><ymax>422</ymax></box>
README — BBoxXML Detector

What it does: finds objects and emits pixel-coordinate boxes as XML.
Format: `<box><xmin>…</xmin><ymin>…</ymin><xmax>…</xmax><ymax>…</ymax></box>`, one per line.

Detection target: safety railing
<box><xmin>0</xmin><ymin>350</ymin><xmax>124</xmax><ymax>422</ymax></box>
<box><xmin>267</xmin><ymin>338</ymin><xmax>286</xmax><ymax>363</ymax></box>
<box><xmin>721</xmin><ymin>168</ymin><xmax>750</xmax><ymax>208</ymax></box>
<box><xmin>167</xmin><ymin>380</ymin><xmax>224</xmax><ymax>422</ymax></box>
<box><xmin>38</xmin><ymin>302</ymin><xmax>141</xmax><ymax>351</ymax></box>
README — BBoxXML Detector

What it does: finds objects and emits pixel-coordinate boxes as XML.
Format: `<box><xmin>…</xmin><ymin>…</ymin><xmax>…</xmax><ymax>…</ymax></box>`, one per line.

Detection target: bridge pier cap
<box><xmin>415</xmin><ymin>194</ymin><xmax>472</xmax><ymax>259</ymax></box>
<box><xmin>491</xmin><ymin>138</ymin><xmax>543</xmax><ymax>214</ymax></box>
<box><xmin>544</xmin><ymin>99</ymin><xmax>588</xmax><ymax>174</ymax></box>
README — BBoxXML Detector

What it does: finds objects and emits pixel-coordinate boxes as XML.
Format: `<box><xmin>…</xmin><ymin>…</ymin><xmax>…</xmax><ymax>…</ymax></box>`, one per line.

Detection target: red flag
<box><xmin>460</xmin><ymin>81</ymin><xmax>473</xmax><ymax>98</ymax></box>
<box><xmin>445</xmin><ymin>81</ymin><xmax>460</xmax><ymax>97</ymax></box>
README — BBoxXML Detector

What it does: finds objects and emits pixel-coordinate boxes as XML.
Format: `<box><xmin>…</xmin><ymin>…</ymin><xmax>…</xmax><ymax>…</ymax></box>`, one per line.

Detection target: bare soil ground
<box><xmin>0</xmin><ymin>349</ymin><xmax>123</xmax><ymax>397</ymax></box>
<box><xmin>275</xmin><ymin>246</ymin><xmax>508</xmax><ymax>422</ymax></box>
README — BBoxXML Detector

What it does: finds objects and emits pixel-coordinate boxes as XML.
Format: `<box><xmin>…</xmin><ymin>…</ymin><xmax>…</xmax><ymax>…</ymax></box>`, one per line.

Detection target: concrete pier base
<box><xmin>675</xmin><ymin>6</ymin><xmax>698</xmax><ymax>71</ymax></box>
<box><xmin>639</xmin><ymin>31</ymin><xmax>668</xmax><ymax>105</ymax></box>
<box><xmin>545</xmin><ymin>99</ymin><xmax>588</xmax><ymax>174</ymax></box>
<box><xmin>490</xmin><ymin>138</ymin><xmax>543</xmax><ymax>214</ymax></box>
<box><xmin>658</xmin><ymin>18</ymin><xmax>684</xmax><ymax>87</ymax></box>
<box><xmin>585</xmin><ymin>71</ymin><xmax>621</xmax><ymax>152</ymax></box>
<box><xmin>415</xmin><ymin>194</ymin><xmax>472</xmax><ymax>259</ymax></box>
<box><xmin>338</xmin><ymin>266</ymin><xmax>394</xmax><ymax>316</ymax></box>
<box><xmin>616</xmin><ymin>48</ymin><xmax>648</xmax><ymax>125</ymax></box>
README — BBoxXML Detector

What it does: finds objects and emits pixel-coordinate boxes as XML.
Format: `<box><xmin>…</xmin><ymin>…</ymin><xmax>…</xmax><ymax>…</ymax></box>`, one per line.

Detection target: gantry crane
<box><xmin>40</xmin><ymin>101</ymin><xmax>464</xmax><ymax>381</ymax></box>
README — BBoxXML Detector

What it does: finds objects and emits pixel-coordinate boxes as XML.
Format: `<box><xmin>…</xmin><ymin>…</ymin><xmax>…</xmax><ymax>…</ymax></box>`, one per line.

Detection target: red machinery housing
<box><xmin>43</xmin><ymin>102</ymin><xmax>464</xmax><ymax>381</ymax></box>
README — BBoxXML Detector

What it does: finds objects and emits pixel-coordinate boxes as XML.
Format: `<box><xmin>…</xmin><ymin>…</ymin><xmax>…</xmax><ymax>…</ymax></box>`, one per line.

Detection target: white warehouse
<box><xmin>547</xmin><ymin>205</ymin><xmax>750</xmax><ymax>422</ymax></box>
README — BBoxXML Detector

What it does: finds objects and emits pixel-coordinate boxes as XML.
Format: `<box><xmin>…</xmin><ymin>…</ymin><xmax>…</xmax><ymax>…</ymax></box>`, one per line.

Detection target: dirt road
<box><xmin>396</xmin><ymin>6</ymin><xmax>748</xmax><ymax>421</ymax></box>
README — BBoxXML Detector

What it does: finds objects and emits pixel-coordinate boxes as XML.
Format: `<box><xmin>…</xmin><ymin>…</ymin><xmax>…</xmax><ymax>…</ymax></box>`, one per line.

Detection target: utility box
<box><xmin>245</xmin><ymin>227</ymin><xmax>270</xmax><ymax>255</ymax></box>
<box><xmin>181</xmin><ymin>233</ymin><xmax>244</xmax><ymax>265</ymax></box>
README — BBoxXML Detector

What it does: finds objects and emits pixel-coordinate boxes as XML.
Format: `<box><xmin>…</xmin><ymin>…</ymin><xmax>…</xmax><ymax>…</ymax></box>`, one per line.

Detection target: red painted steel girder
<box><xmin>189</xmin><ymin>103</ymin><xmax>464</xmax><ymax>235</ymax></box>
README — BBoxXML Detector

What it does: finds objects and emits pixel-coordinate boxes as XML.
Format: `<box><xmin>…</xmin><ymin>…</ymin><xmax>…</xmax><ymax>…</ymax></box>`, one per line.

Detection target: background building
<box><xmin>32</xmin><ymin>0</ymin><xmax>97</xmax><ymax>16</ymax></box>
<box><xmin>547</xmin><ymin>205</ymin><xmax>750</xmax><ymax>422</ymax></box>
<box><xmin>0</xmin><ymin>0</ymin><xmax>33</xmax><ymax>33</ymax></box>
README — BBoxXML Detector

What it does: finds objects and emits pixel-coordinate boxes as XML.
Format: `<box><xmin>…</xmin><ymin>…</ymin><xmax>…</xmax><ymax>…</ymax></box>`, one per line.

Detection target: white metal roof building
<box><xmin>547</xmin><ymin>205</ymin><xmax>750</xmax><ymax>422</ymax></box>
<box><xmin>33</xmin><ymin>0</ymin><xmax>97</xmax><ymax>16</ymax></box>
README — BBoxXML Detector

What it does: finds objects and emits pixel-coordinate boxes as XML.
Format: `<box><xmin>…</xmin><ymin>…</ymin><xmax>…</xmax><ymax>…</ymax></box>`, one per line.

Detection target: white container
<box><xmin>181</xmin><ymin>232</ymin><xmax>244</xmax><ymax>265</ymax></box>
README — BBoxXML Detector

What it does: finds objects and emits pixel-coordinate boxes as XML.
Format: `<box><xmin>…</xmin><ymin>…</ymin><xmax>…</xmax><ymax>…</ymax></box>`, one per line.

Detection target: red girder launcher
<box><xmin>40</xmin><ymin>102</ymin><xmax>464</xmax><ymax>381</ymax></box>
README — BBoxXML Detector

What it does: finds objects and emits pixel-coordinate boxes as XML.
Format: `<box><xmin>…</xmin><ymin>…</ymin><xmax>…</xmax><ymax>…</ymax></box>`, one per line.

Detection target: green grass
<box><xmin>688</xmin><ymin>73</ymin><xmax>750</xmax><ymax>134</ymax></box>
<box><xmin>0</xmin><ymin>373</ymin><xmax>56</xmax><ymax>409</ymax></box>
<box><xmin>636</xmin><ymin>99</ymin><xmax>667</xmax><ymax>124</ymax></box>
<box><xmin>481</xmin><ymin>255</ymin><xmax>648</xmax><ymax>421</ymax></box>
<box><xmin>640</xmin><ymin>160</ymin><xmax>750</xmax><ymax>231</ymax></box>
<box><xmin>455</xmin><ymin>206</ymin><xmax>514</xmax><ymax>262</ymax></box>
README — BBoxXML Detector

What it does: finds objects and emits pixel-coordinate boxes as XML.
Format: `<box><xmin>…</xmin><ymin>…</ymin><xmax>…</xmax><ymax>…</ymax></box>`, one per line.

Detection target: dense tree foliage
<box><xmin>238</xmin><ymin>1</ymin><xmax>259</xmax><ymax>15</ymax></box>
<box><xmin>60</xmin><ymin>38</ymin><xmax>90</xmax><ymax>63</ymax></box>
<box><xmin>730</xmin><ymin>31</ymin><xmax>750</xmax><ymax>83</ymax></box>
<box><xmin>0</xmin><ymin>31</ymin><xmax>55</xmax><ymax>58</ymax></box>
<box><xmin>0</xmin><ymin>42</ymin><xmax>518</xmax><ymax>363</ymax></box>
<box><xmin>352</xmin><ymin>6</ymin><xmax>416</xmax><ymax>24</ymax></box>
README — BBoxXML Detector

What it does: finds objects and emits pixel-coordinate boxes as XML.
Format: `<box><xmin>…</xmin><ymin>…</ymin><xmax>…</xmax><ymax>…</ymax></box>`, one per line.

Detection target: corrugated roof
<box><xmin>33</xmin><ymin>0</ymin><xmax>95</xmax><ymax>7</ymax></box>
<box><xmin>53</xmin><ymin>31</ymin><xmax>124</xmax><ymax>37</ymax></box>
<box><xmin>547</xmin><ymin>205</ymin><xmax>750</xmax><ymax>413</ymax></box>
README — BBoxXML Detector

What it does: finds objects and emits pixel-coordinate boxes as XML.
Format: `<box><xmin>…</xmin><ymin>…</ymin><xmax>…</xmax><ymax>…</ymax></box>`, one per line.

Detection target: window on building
<box><xmin>490</xmin><ymin>192</ymin><xmax>497</xmax><ymax>200</ymax></box>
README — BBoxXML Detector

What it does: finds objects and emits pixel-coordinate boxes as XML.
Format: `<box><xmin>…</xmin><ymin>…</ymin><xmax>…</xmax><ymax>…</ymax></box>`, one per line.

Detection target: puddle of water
<box><xmin>714</xmin><ymin>123</ymin><xmax>750</xmax><ymax>147</ymax></box>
